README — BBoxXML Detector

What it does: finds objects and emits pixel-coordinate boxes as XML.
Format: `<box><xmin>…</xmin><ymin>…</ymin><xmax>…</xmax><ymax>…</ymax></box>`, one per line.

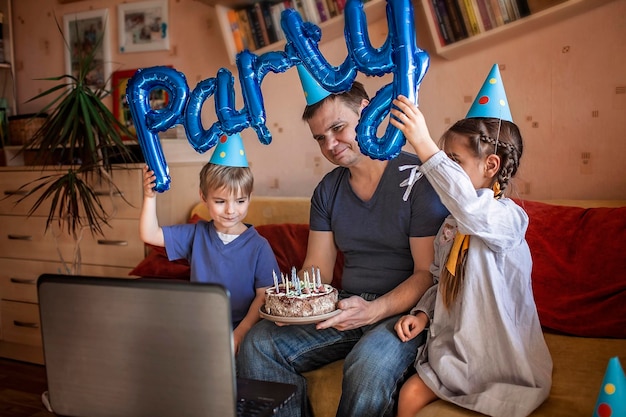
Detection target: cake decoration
<box><xmin>265</xmin><ymin>266</ymin><xmax>338</xmax><ymax>317</ymax></box>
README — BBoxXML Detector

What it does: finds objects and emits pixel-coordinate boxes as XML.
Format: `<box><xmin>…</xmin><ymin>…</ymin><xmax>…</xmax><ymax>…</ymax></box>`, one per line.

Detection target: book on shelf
<box><xmin>269</xmin><ymin>2</ymin><xmax>287</xmax><ymax>41</ymax></box>
<box><xmin>315</xmin><ymin>0</ymin><xmax>331</xmax><ymax>22</ymax></box>
<box><xmin>216</xmin><ymin>5</ymin><xmax>245</xmax><ymax>56</ymax></box>
<box><xmin>503</xmin><ymin>0</ymin><xmax>519</xmax><ymax>21</ymax></box>
<box><xmin>432</xmin><ymin>0</ymin><xmax>455</xmax><ymax>44</ymax></box>
<box><xmin>460</xmin><ymin>0</ymin><xmax>481</xmax><ymax>35</ymax></box>
<box><xmin>444</xmin><ymin>0</ymin><xmax>469</xmax><ymax>41</ymax></box>
<box><xmin>236</xmin><ymin>8</ymin><xmax>257</xmax><ymax>51</ymax></box>
<box><xmin>335</xmin><ymin>0</ymin><xmax>347</xmax><ymax>15</ymax></box>
<box><xmin>260</xmin><ymin>2</ymin><xmax>279</xmax><ymax>44</ymax></box>
<box><xmin>474</xmin><ymin>0</ymin><xmax>494</xmax><ymax>31</ymax></box>
<box><xmin>303</xmin><ymin>0</ymin><xmax>322</xmax><ymax>24</ymax></box>
<box><xmin>325</xmin><ymin>0</ymin><xmax>339</xmax><ymax>18</ymax></box>
<box><xmin>488</xmin><ymin>0</ymin><xmax>505</xmax><ymax>27</ymax></box>
<box><xmin>251</xmin><ymin>3</ymin><xmax>271</xmax><ymax>48</ymax></box>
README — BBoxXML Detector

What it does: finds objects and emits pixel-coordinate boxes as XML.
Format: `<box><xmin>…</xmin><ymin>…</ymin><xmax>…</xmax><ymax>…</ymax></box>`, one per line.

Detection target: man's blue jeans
<box><xmin>237</xmin><ymin>313</ymin><xmax>425</xmax><ymax>417</ymax></box>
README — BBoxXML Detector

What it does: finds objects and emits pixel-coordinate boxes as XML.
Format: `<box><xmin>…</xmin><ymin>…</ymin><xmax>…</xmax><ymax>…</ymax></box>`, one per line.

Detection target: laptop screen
<box><xmin>38</xmin><ymin>275</ymin><xmax>239</xmax><ymax>417</ymax></box>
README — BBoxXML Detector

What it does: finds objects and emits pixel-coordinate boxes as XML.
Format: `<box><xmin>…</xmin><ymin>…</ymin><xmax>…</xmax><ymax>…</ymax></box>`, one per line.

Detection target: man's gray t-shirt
<box><xmin>310</xmin><ymin>152</ymin><xmax>449</xmax><ymax>296</ymax></box>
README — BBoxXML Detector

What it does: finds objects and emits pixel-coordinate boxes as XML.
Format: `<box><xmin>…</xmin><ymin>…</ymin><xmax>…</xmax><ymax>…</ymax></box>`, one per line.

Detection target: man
<box><xmin>237</xmin><ymin>66</ymin><xmax>448</xmax><ymax>417</ymax></box>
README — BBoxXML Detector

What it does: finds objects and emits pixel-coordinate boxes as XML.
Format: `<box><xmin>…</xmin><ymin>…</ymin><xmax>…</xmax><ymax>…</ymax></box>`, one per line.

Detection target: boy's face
<box><xmin>201</xmin><ymin>186</ymin><xmax>250</xmax><ymax>234</ymax></box>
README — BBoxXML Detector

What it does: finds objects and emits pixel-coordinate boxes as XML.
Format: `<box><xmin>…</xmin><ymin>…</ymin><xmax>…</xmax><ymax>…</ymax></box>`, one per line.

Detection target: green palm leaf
<box><xmin>13</xmin><ymin>16</ymin><xmax>140</xmax><ymax>238</ymax></box>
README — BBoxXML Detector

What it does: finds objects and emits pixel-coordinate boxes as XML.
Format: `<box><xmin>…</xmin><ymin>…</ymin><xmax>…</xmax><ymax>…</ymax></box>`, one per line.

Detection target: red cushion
<box><xmin>517</xmin><ymin>199</ymin><xmax>626</xmax><ymax>338</ymax></box>
<box><xmin>255</xmin><ymin>224</ymin><xmax>344</xmax><ymax>289</ymax></box>
<box><xmin>129</xmin><ymin>244</ymin><xmax>190</xmax><ymax>280</ymax></box>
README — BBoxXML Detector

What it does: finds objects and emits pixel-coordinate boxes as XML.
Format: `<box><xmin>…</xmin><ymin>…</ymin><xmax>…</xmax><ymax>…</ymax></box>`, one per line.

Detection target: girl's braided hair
<box><xmin>438</xmin><ymin>117</ymin><xmax>523</xmax><ymax>309</ymax></box>
<box><xmin>441</xmin><ymin>117</ymin><xmax>523</xmax><ymax>197</ymax></box>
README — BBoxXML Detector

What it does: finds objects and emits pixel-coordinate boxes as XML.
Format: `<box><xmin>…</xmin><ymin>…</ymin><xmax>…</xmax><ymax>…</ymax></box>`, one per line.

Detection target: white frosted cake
<box><xmin>264</xmin><ymin>268</ymin><xmax>338</xmax><ymax>317</ymax></box>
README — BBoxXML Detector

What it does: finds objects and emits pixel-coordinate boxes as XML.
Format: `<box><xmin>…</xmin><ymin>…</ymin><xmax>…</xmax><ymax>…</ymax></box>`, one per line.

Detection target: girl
<box><xmin>389</xmin><ymin>69</ymin><xmax>552</xmax><ymax>417</ymax></box>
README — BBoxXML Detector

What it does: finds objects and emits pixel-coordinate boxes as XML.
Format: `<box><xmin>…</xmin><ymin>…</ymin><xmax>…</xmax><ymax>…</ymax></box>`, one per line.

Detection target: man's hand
<box><xmin>316</xmin><ymin>296</ymin><xmax>381</xmax><ymax>331</ymax></box>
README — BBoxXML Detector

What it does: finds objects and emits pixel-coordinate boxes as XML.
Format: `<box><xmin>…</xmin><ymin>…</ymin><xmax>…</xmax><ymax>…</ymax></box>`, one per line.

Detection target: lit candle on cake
<box><xmin>272</xmin><ymin>270</ymin><xmax>279</xmax><ymax>293</ymax></box>
<box><xmin>291</xmin><ymin>267</ymin><xmax>299</xmax><ymax>295</ymax></box>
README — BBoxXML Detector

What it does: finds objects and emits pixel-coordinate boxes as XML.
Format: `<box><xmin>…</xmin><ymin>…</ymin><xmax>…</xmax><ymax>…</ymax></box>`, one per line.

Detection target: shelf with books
<box><xmin>216</xmin><ymin>0</ymin><xmax>386</xmax><ymax>64</ymax></box>
<box><xmin>420</xmin><ymin>0</ymin><xmax>617</xmax><ymax>60</ymax></box>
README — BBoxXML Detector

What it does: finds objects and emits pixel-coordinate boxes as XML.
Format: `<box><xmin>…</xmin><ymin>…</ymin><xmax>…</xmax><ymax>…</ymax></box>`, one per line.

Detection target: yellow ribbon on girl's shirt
<box><xmin>445</xmin><ymin>233</ymin><xmax>470</xmax><ymax>277</ymax></box>
<box><xmin>445</xmin><ymin>182</ymin><xmax>501</xmax><ymax>276</ymax></box>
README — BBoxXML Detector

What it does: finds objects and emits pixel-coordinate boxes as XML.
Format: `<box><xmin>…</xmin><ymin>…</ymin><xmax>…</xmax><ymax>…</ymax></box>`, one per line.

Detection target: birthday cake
<box><xmin>265</xmin><ymin>267</ymin><xmax>338</xmax><ymax>317</ymax></box>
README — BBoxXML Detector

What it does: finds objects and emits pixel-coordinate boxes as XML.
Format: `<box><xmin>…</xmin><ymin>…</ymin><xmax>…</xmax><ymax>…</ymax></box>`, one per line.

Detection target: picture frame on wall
<box><xmin>118</xmin><ymin>0</ymin><xmax>169</xmax><ymax>53</ymax></box>
<box><xmin>63</xmin><ymin>9</ymin><xmax>111</xmax><ymax>90</ymax></box>
<box><xmin>112</xmin><ymin>68</ymin><xmax>170</xmax><ymax>140</ymax></box>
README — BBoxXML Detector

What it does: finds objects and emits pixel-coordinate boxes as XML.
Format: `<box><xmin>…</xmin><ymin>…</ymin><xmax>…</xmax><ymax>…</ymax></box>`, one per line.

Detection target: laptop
<box><xmin>37</xmin><ymin>274</ymin><xmax>296</xmax><ymax>417</ymax></box>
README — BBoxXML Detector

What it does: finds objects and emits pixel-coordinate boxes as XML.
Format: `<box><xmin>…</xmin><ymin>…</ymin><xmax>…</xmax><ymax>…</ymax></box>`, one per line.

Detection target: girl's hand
<box><xmin>394</xmin><ymin>313</ymin><xmax>427</xmax><ymax>342</ymax></box>
<box><xmin>390</xmin><ymin>95</ymin><xmax>439</xmax><ymax>162</ymax></box>
<box><xmin>143</xmin><ymin>165</ymin><xmax>157</xmax><ymax>198</ymax></box>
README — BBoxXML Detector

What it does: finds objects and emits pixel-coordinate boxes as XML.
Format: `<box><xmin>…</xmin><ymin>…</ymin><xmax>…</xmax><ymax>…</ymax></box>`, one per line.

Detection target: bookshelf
<box><xmin>213</xmin><ymin>0</ymin><xmax>387</xmax><ymax>64</ymax></box>
<box><xmin>420</xmin><ymin>0</ymin><xmax>618</xmax><ymax>60</ymax></box>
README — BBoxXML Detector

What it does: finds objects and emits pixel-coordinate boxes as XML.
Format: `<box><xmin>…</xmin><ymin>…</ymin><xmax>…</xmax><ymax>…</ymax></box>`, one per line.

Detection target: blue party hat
<box><xmin>209</xmin><ymin>133</ymin><xmax>248</xmax><ymax>167</ymax></box>
<box><xmin>593</xmin><ymin>357</ymin><xmax>626</xmax><ymax>417</ymax></box>
<box><xmin>466</xmin><ymin>64</ymin><xmax>513</xmax><ymax>123</ymax></box>
<box><xmin>297</xmin><ymin>64</ymin><xmax>331</xmax><ymax>106</ymax></box>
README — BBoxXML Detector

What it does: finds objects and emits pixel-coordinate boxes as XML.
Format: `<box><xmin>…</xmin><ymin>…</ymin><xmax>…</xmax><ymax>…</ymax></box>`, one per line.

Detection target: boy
<box><xmin>139</xmin><ymin>133</ymin><xmax>278</xmax><ymax>353</ymax></box>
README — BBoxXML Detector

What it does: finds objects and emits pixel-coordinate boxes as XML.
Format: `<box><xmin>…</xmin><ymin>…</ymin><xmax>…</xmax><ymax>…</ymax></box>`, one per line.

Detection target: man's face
<box><xmin>306</xmin><ymin>98</ymin><xmax>366</xmax><ymax>167</ymax></box>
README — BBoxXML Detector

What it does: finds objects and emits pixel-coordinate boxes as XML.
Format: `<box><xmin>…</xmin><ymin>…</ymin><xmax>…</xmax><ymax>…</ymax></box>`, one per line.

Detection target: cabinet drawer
<box><xmin>0</xmin><ymin>216</ymin><xmax>144</xmax><ymax>267</ymax></box>
<box><xmin>0</xmin><ymin>258</ymin><xmax>137</xmax><ymax>304</ymax></box>
<box><xmin>0</xmin><ymin>274</ymin><xmax>38</xmax><ymax>303</ymax></box>
<box><xmin>80</xmin><ymin>219</ymin><xmax>145</xmax><ymax>267</ymax></box>
<box><xmin>0</xmin><ymin>170</ymin><xmax>52</xmax><ymax>216</ymax></box>
<box><xmin>0</xmin><ymin>215</ymin><xmax>75</xmax><ymax>262</ymax></box>
<box><xmin>1</xmin><ymin>300</ymin><xmax>42</xmax><ymax>347</ymax></box>
<box><xmin>88</xmin><ymin>168</ymin><xmax>143</xmax><ymax>219</ymax></box>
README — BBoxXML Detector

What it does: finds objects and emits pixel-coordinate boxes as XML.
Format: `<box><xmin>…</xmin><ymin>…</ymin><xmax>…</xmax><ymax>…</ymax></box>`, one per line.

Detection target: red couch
<box><xmin>130</xmin><ymin>199</ymin><xmax>626</xmax><ymax>417</ymax></box>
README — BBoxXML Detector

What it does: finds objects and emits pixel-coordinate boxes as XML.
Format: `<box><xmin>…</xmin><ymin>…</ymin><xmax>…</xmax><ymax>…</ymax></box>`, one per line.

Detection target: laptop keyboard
<box><xmin>236</xmin><ymin>397</ymin><xmax>276</xmax><ymax>417</ymax></box>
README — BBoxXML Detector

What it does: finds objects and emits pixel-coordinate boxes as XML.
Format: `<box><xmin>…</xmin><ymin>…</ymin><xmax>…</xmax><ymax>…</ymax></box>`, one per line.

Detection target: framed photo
<box><xmin>112</xmin><ymin>68</ymin><xmax>170</xmax><ymax>139</ymax></box>
<box><xmin>118</xmin><ymin>0</ymin><xmax>169</xmax><ymax>53</ymax></box>
<box><xmin>63</xmin><ymin>9</ymin><xmax>111</xmax><ymax>90</ymax></box>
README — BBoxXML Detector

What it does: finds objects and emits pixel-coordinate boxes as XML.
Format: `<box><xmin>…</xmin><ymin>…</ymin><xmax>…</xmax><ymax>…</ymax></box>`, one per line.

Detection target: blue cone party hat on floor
<box><xmin>209</xmin><ymin>133</ymin><xmax>248</xmax><ymax>167</ymax></box>
<box><xmin>593</xmin><ymin>357</ymin><xmax>626</xmax><ymax>417</ymax></box>
<box><xmin>466</xmin><ymin>64</ymin><xmax>513</xmax><ymax>122</ymax></box>
<box><xmin>297</xmin><ymin>64</ymin><xmax>331</xmax><ymax>106</ymax></box>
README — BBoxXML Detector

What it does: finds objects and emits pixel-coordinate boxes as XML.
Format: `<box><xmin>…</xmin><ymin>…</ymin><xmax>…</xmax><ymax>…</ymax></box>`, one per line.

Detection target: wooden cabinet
<box><xmin>419</xmin><ymin>0</ymin><xmax>618</xmax><ymax>59</ymax></box>
<box><xmin>0</xmin><ymin>166</ymin><xmax>145</xmax><ymax>364</ymax></box>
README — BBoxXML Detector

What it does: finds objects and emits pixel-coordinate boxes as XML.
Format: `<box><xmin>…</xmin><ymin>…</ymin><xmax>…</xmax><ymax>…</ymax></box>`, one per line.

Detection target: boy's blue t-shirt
<box><xmin>163</xmin><ymin>221</ymin><xmax>278</xmax><ymax>326</ymax></box>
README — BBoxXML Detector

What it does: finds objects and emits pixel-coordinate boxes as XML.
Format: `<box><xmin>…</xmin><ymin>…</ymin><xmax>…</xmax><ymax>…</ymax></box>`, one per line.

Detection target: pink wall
<box><xmin>11</xmin><ymin>0</ymin><xmax>626</xmax><ymax>199</ymax></box>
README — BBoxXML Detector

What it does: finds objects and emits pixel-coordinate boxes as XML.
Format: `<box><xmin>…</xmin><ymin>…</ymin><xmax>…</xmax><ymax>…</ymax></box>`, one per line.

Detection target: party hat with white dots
<box><xmin>593</xmin><ymin>356</ymin><xmax>626</xmax><ymax>417</ymax></box>
<box><xmin>466</xmin><ymin>64</ymin><xmax>513</xmax><ymax>122</ymax></box>
<box><xmin>297</xmin><ymin>64</ymin><xmax>331</xmax><ymax>106</ymax></box>
<box><xmin>209</xmin><ymin>133</ymin><xmax>248</xmax><ymax>167</ymax></box>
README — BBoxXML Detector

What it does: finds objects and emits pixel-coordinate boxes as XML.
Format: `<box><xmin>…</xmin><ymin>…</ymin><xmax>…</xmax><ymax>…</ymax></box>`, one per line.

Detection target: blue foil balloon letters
<box><xmin>126</xmin><ymin>0</ymin><xmax>428</xmax><ymax>192</ymax></box>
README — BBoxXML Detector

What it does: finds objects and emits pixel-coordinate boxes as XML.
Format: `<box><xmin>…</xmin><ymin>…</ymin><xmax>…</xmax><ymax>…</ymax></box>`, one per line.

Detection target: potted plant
<box><xmin>15</xmin><ymin>19</ymin><xmax>140</xmax><ymax>274</ymax></box>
